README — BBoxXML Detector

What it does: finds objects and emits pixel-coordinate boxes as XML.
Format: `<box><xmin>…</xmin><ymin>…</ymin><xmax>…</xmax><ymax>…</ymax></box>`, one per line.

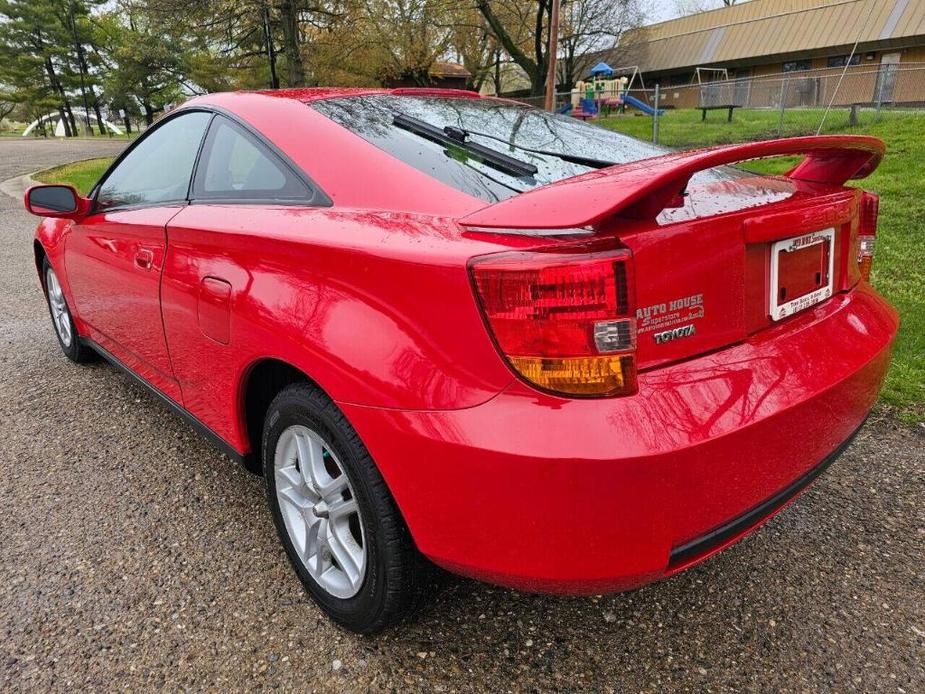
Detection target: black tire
<box><xmin>262</xmin><ymin>382</ymin><xmax>430</xmax><ymax>633</ymax></box>
<box><xmin>41</xmin><ymin>257</ymin><xmax>96</xmax><ymax>364</ymax></box>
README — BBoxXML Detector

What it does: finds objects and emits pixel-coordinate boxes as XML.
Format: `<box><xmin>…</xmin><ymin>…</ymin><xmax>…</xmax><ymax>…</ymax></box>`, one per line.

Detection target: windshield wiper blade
<box><xmin>456</xmin><ymin>126</ymin><xmax>617</xmax><ymax>169</ymax></box>
<box><xmin>393</xmin><ymin>113</ymin><xmax>538</xmax><ymax>178</ymax></box>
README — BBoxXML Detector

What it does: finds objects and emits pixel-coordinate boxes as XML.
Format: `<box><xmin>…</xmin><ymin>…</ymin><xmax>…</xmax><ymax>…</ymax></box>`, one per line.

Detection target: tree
<box><xmin>361</xmin><ymin>0</ymin><xmax>454</xmax><ymax>86</ymax></box>
<box><xmin>448</xmin><ymin>6</ymin><xmax>498</xmax><ymax>91</ymax></box>
<box><xmin>476</xmin><ymin>0</ymin><xmax>553</xmax><ymax>96</ymax></box>
<box><xmin>0</xmin><ymin>0</ymin><xmax>89</xmax><ymax>136</ymax></box>
<box><xmin>477</xmin><ymin>0</ymin><xmax>645</xmax><ymax>96</ymax></box>
<box><xmin>0</xmin><ymin>90</ymin><xmax>15</xmax><ymax>124</ymax></box>
<box><xmin>141</xmin><ymin>0</ymin><xmax>278</xmax><ymax>91</ymax></box>
<box><xmin>64</xmin><ymin>0</ymin><xmax>108</xmax><ymax>135</ymax></box>
<box><xmin>93</xmin><ymin>2</ymin><xmax>191</xmax><ymax>125</ymax></box>
<box><xmin>558</xmin><ymin>0</ymin><xmax>644</xmax><ymax>90</ymax></box>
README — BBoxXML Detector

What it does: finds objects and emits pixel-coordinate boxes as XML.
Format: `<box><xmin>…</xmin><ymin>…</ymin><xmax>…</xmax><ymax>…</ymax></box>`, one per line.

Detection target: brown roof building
<box><xmin>487</xmin><ymin>1</ymin><xmax>925</xmax><ymax>107</ymax></box>
<box><xmin>604</xmin><ymin>0</ymin><xmax>925</xmax><ymax>106</ymax></box>
<box><xmin>623</xmin><ymin>0</ymin><xmax>925</xmax><ymax>80</ymax></box>
<box><xmin>385</xmin><ymin>62</ymin><xmax>472</xmax><ymax>90</ymax></box>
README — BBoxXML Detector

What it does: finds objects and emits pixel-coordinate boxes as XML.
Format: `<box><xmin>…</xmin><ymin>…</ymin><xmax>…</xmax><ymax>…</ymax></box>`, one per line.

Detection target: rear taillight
<box><xmin>858</xmin><ymin>192</ymin><xmax>879</xmax><ymax>282</ymax></box>
<box><xmin>469</xmin><ymin>247</ymin><xmax>637</xmax><ymax>397</ymax></box>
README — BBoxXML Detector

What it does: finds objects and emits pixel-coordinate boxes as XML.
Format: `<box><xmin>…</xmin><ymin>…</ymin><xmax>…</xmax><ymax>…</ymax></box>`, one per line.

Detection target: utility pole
<box><xmin>544</xmin><ymin>0</ymin><xmax>560</xmax><ymax>111</ymax></box>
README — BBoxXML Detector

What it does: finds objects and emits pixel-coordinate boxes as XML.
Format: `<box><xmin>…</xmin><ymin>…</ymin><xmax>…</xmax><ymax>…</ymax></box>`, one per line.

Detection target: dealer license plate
<box><xmin>769</xmin><ymin>228</ymin><xmax>835</xmax><ymax>321</ymax></box>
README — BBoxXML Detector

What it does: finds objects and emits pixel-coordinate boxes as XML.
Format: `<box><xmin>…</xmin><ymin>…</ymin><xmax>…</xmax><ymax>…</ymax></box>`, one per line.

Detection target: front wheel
<box><xmin>42</xmin><ymin>258</ymin><xmax>95</xmax><ymax>363</ymax></box>
<box><xmin>263</xmin><ymin>383</ymin><xmax>430</xmax><ymax>633</ymax></box>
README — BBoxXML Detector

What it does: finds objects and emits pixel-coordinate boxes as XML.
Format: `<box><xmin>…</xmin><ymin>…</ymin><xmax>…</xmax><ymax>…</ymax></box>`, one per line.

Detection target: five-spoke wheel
<box><xmin>274</xmin><ymin>425</ymin><xmax>366</xmax><ymax>598</ymax></box>
<box><xmin>42</xmin><ymin>258</ymin><xmax>94</xmax><ymax>363</ymax></box>
<box><xmin>45</xmin><ymin>265</ymin><xmax>72</xmax><ymax>348</ymax></box>
<box><xmin>263</xmin><ymin>383</ymin><xmax>429</xmax><ymax>633</ymax></box>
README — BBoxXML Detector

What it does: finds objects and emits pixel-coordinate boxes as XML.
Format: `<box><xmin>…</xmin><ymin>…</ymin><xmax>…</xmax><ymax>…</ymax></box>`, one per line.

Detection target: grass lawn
<box><xmin>597</xmin><ymin>106</ymin><xmax>911</xmax><ymax>147</ymax></box>
<box><xmin>33</xmin><ymin>157</ymin><xmax>112</xmax><ymax>195</ymax></box>
<box><xmin>33</xmin><ymin>116</ymin><xmax>925</xmax><ymax>419</ymax></box>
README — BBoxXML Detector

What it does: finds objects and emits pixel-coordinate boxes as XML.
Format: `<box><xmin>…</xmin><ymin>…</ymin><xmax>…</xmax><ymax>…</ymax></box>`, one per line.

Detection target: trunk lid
<box><xmin>461</xmin><ymin>136</ymin><xmax>883</xmax><ymax>371</ymax></box>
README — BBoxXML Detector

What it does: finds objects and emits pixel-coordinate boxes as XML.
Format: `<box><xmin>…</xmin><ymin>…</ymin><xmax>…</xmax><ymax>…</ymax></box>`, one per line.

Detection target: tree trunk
<box><xmin>73</xmin><ymin>30</ymin><xmax>105</xmax><ymax>135</ymax></box>
<box><xmin>529</xmin><ymin>70</ymin><xmax>546</xmax><ymax>97</ymax></box>
<box><xmin>44</xmin><ymin>57</ymin><xmax>76</xmax><ymax>137</ymax></box>
<box><xmin>69</xmin><ymin>6</ymin><xmax>96</xmax><ymax>135</ymax></box>
<box><xmin>123</xmin><ymin>113</ymin><xmax>132</xmax><ymax>135</ymax></box>
<box><xmin>91</xmin><ymin>92</ymin><xmax>105</xmax><ymax>136</ymax></box>
<box><xmin>57</xmin><ymin>106</ymin><xmax>71</xmax><ymax>137</ymax></box>
<box><xmin>65</xmin><ymin>101</ymin><xmax>78</xmax><ymax>136</ymax></box>
<box><xmin>143</xmin><ymin>101</ymin><xmax>155</xmax><ymax>126</ymax></box>
<box><xmin>262</xmin><ymin>2</ymin><xmax>279</xmax><ymax>89</ymax></box>
<box><xmin>563</xmin><ymin>44</ymin><xmax>576</xmax><ymax>91</ymax></box>
<box><xmin>278</xmin><ymin>0</ymin><xmax>305</xmax><ymax>87</ymax></box>
<box><xmin>477</xmin><ymin>1</ymin><xmax>544</xmax><ymax>96</ymax></box>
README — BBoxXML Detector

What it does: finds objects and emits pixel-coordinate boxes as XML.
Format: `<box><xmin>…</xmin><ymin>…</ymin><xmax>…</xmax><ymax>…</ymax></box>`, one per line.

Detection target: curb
<box><xmin>0</xmin><ymin>172</ymin><xmax>36</xmax><ymax>201</ymax></box>
<box><xmin>0</xmin><ymin>155</ymin><xmax>110</xmax><ymax>200</ymax></box>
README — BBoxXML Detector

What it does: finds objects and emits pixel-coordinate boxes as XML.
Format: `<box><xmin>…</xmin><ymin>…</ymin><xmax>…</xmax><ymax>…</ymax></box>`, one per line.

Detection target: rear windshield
<box><xmin>312</xmin><ymin>95</ymin><xmax>686</xmax><ymax>203</ymax></box>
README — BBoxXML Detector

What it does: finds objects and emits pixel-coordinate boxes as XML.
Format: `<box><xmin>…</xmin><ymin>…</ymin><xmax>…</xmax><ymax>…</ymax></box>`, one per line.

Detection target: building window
<box><xmin>782</xmin><ymin>60</ymin><xmax>812</xmax><ymax>72</ymax></box>
<box><xmin>827</xmin><ymin>54</ymin><xmax>861</xmax><ymax>68</ymax></box>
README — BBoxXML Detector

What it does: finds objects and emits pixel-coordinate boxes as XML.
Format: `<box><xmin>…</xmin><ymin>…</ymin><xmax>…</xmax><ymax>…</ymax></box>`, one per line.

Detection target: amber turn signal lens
<box><xmin>508</xmin><ymin>355</ymin><xmax>637</xmax><ymax>397</ymax></box>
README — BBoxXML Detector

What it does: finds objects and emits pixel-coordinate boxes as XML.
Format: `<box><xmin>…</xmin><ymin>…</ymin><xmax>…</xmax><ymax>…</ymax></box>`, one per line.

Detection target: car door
<box><xmin>160</xmin><ymin>114</ymin><xmax>321</xmax><ymax>445</ymax></box>
<box><xmin>65</xmin><ymin>111</ymin><xmax>212</xmax><ymax>401</ymax></box>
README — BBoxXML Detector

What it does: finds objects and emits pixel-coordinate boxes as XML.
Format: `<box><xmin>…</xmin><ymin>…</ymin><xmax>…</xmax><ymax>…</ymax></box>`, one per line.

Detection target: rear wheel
<box><xmin>263</xmin><ymin>383</ymin><xmax>429</xmax><ymax>633</ymax></box>
<box><xmin>42</xmin><ymin>258</ymin><xmax>95</xmax><ymax>363</ymax></box>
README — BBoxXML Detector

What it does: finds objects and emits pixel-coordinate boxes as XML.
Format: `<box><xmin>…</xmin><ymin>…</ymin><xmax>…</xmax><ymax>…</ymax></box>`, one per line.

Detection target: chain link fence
<box><xmin>511</xmin><ymin>63</ymin><xmax>925</xmax><ymax>148</ymax></box>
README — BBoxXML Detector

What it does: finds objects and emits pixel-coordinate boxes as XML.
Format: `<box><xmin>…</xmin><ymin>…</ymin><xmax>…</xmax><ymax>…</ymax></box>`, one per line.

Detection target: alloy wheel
<box><xmin>273</xmin><ymin>424</ymin><xmax>366</xmax><ymax>599</ymax></box>
<box><xmin>45</xmin><ymin>267</ymin><xmax>72</xmax><ymax>348</ymax></box>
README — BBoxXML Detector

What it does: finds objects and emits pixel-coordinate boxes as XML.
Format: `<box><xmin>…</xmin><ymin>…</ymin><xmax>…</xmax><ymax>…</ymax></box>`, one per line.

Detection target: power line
<box><xmin>816</xmin><ymin>0</ymin><xmax>878</xmax><ymax>135</ymax></box>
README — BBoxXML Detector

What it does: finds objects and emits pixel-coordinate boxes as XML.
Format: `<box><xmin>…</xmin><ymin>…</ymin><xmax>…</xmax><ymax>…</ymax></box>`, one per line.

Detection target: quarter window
<box><xmin>96</xmin><ymin>111</ymin><xmax>211</xmax><ymax>209</ymax></box>
<box><xmin>192</xmin><ymin>116</ymin><xmax>309</xmax><ymax>201</ymax></box>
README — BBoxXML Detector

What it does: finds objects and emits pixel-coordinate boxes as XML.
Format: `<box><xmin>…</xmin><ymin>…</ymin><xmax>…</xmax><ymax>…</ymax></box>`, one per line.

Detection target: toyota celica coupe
<box><xmin>25</xmin><ymin>88</ymin><xmax>897</xmax><ymax>633</ymax></box>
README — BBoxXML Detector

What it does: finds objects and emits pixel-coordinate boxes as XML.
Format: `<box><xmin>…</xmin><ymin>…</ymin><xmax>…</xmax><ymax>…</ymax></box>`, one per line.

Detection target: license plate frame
<box><xmin>769</xmin><ymin>228</ymin><xmax>835</xmax><ymax>321</ymax></box>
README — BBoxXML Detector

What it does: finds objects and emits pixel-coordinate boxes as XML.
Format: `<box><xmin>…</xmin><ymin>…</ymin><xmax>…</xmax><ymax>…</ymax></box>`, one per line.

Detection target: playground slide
<box><xmin>579</xmin><ymin>97</ymin><xmax>598</xmax><ymax>115</ymax></box>
<box><xmin>622</xmin><ymin>93</ymin><xmax>664</xmax><ymax>116</ymax></box>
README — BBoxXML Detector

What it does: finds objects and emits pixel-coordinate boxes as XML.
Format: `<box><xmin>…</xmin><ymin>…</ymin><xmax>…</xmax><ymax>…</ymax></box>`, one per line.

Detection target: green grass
<box><xmin>31</xmin><ymin>118</ymin><xmax>925</xmax><ymax>419</ymax></box>
<box><xmin>33</xmin><ymin>157</ymin><xmax>112</xmax><ymax>195</ymax></box>
<box><xmin>598</xmin><ymin>106</ymin><xmax>914</xmax><ymax>148</ymax></box>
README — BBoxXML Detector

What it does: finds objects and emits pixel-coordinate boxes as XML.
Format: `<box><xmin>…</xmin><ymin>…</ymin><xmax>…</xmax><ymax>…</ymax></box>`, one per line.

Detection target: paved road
<box><xmin>1</xmin><ymin>139</ymin><xmax>923</xmax><ymax>692</ymax></box>
<box><xmin>0</xmin><ymin>137</ymin><xmax>127</xmax><ymax>196</ymax></box>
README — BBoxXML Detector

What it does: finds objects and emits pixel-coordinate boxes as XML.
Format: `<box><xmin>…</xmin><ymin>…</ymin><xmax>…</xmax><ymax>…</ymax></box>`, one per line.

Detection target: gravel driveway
<box><xmin>1</xmin><ymin>138</ymin><xmax>923</xmax><ymax>692</ymax></box>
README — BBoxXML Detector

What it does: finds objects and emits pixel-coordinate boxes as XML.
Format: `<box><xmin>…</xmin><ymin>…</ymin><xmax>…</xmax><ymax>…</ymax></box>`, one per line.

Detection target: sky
<box><xmin>646</xmin><ymin>0</ymin><xmax>753</xmax><ymax>24</ymax></box>
<box><xmin>647</xmin><ymin>0</ymin><xmax>686</xmax><ymax>23</ymax></box>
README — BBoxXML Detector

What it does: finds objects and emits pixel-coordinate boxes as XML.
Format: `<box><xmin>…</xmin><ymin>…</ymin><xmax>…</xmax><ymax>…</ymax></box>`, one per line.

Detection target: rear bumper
<box><xmin>665</xmin><ymin>416</ymin><xmax>863</xmax><ymax>572</ymax></box>
<box><xmin>340</xmin><ymin>284</ymin><xmax>898</xmax><ymax>594</ymax></box>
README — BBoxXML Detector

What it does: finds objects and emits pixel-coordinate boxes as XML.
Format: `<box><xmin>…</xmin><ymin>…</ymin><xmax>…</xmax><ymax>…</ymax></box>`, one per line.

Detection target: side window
<box><xmin>193</xmin><ymin>116</ymin><xmax>309</xmax><ymax>201</ymax></box>
<box><xmin>96</xmin><ymin>111</ymin><xmax>211</xmax><ymax>209</ymax></box>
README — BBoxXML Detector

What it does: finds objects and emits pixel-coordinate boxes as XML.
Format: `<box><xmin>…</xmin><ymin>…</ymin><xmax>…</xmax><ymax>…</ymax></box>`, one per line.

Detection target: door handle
<box><xmin>134</xmin><ymin>248</ymin><xmax>154</xmax><ymax>270</ymax></box>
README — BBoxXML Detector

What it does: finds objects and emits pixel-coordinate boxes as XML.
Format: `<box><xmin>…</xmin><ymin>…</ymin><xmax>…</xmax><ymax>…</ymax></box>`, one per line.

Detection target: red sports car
<box><xmin>25</xmin><ymin>88</ymin><xmax>898</xmax><ymax>633</ymax></box>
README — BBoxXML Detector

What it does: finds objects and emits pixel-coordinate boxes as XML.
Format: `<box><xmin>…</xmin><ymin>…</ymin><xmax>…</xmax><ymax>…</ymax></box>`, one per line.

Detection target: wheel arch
<box><xmin>238</xmin><ymin>357</ymin><xmax>317</xmax><ymax>474</ymax></box>
<box><xmin>33</xmin><ymin>240</ymin><xmax>48</xmax><ymax>287</ymax></box>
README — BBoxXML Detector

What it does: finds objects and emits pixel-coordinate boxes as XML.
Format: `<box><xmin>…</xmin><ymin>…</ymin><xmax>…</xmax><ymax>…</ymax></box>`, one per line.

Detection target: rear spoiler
<box><xmin>459</xmin><ymin>135</ymin><xmax>884</xmax><ymax>229</ymax></box>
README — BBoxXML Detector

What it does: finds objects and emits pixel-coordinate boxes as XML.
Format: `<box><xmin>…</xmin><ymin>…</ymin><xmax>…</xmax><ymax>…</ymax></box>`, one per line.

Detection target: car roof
<box><xmin>179</xmin><ymin>88</ymin><xmax>490</xmax><ymax>217</ymax></box>
<box><xmin>240</xmin><ymin>87</ymin><xmax>485</xmax><ymax>104</ymax></box>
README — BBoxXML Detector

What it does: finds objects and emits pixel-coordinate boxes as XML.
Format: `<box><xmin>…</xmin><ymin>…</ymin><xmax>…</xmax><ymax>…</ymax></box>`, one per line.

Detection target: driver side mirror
<box><xmin>24</xmin><ymin>184</ymin><xmax>91</xmax><ymax>220</ymax></box>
